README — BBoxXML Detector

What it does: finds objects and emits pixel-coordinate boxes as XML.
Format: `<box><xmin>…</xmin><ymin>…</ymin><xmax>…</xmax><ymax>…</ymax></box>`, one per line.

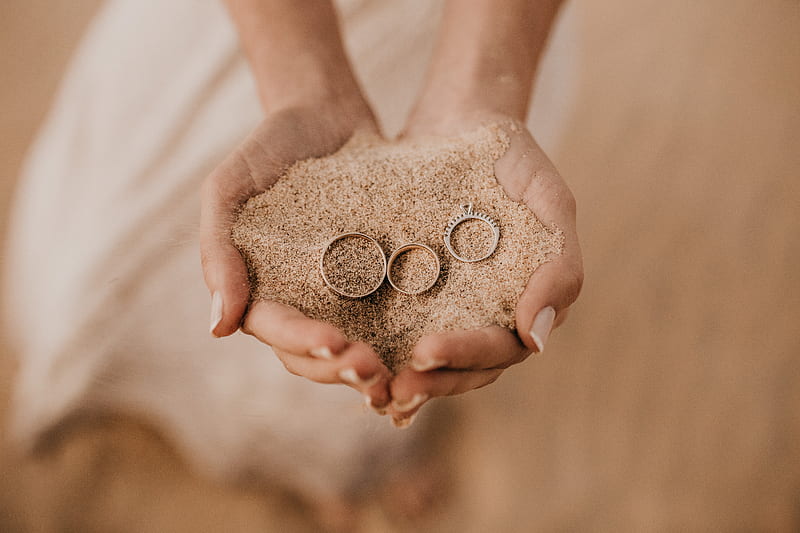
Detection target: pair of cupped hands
<box><xmin>200</xmin><ymin>95</ymin><xmax>583</xmax><ymax>427</ymax></box>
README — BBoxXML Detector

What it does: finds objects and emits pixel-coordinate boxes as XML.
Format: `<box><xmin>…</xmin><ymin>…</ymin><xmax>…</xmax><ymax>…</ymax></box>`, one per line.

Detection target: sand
<box><xmin>232</xmin><ymin>124</ymin><xmax>563</xmax><ymax>370</ymax></box>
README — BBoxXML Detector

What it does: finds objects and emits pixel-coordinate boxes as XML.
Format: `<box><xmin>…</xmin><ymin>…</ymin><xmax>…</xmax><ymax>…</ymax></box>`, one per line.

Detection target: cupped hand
<box><xmin>387</xmin><ymin>115</ymin><xmax>584</xmax><ymax>426</ymax></box>
<box><xmin>200</xmin><ymin>101</ymin><xmax>393</xmax><ymax>408</ymax></box>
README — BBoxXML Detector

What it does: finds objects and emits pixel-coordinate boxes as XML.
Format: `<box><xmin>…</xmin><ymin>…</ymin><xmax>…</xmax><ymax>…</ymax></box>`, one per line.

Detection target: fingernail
<box><xmin>530</xmin><ymin>306</ymin><xmax>556</xmax><ymax>353</ymax></box>
<box><xmin>364</xmin><ymin>395</ymin><xmax>387</xmax><ymax>415</ymax></box>
<box><xmin>339</xmin><ymin>368</ymin><xmax>380</xmax><ymax>388</ymax></box>
<box><xmin>391</xmin><ymin>393</ymin><xmax>429</xmax><ymax>413</ymax></box>
<box><xmin>310</xmin><ymin>346</ymin><xmax>336</xmax><ymax>360</ymax></box>
<box><xmin>409</xmin><ymin>358</ymin><xmax>447</xmax><ymax>372</ymax></box>
<box><xmin>209</xmin><ymin>291</ymin><xmax>223</xmax><ymax>336</ymax></box>
<box><xmin>392</xmin><ymin>412</ymin><xmax>418</xmax><ymax>429</ymax></box>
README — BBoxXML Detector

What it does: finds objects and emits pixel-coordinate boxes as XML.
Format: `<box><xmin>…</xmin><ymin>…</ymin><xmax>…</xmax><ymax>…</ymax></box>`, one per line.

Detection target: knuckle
<box><xmin>238</xmin><ymin>147</ymin><xmax>263</xmax><ymax>194</ymax></box>
<box><xmin>205</xmin><ymin>151</ymin><xmax>258</xmax><ymax>205</ymax></box>
<box><xmin>547</xmin><ymin>183</ymin><xmax>576</xmax><ymax>218</ymax></box>
<box><xmin>559</xmin><ymin>278</ymin><xmax>581</xmax><ymax>309</ymax></box>
<box><xmin>565</xmin><ymin>266</ymin><xmax>584</xmax><ymax>304</ymax></box>
<box><xmin>202</xmin><ymin>167</ymin><xmax>228</xmax><ymax>202</ymax></box>
<box><xmin>551</xmin><ymin>258</ymin><xmax>584</xmax><ymax>309</ymax></box>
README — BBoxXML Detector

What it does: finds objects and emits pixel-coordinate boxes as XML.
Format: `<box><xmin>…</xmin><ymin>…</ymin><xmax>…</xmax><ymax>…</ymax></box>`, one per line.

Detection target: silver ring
<box><xmin>386</xmin><ymin>242</ymin><xmax>440</xmax><ymax>295</ymax></box>
<box><xmin>320</xmin><ymin>232</ymin><xmax>386</xmax><ymax>298</ymax></box>
<box><xmin>443</xmin><ymin>203</ymin><xmax>500</xmax><ymax>262</ymax></box>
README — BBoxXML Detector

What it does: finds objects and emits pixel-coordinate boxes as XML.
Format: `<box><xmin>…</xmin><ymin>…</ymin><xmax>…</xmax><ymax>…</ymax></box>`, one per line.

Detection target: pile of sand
<box><xmin>232</xmin><ymin>124</ymin><xmax>563</xmax><ymax>371</ymax></box>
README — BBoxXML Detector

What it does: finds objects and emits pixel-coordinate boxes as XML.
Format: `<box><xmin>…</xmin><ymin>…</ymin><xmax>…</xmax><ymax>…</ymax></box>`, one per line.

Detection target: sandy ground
<box><xmin>1</xmin><ymin>1</ymin><xmax>799</xmax><ymax>531</ymax></box>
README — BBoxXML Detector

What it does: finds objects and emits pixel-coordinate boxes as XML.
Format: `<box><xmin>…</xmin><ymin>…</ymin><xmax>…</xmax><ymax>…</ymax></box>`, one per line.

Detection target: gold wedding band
<box><xmin>386</xmin><ymin>242</ymin><xmax>440</xmax><ymax>295</ymax></box>
<box><xmin>320</xmin><ymin>232</ymin><xmax>387</xmax><ymax>298</ymax></box>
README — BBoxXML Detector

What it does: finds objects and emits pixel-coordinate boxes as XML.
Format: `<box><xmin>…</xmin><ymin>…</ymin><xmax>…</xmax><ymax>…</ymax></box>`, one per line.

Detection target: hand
<box><xmin>200</xmin><ymin>100</ymin><xmax>394</xmax><ymax>409</ymax></box>
<box><xmin>387</xmin><ymin>114</ymin><xmax>584</xmax><ymax>425</ymax></box>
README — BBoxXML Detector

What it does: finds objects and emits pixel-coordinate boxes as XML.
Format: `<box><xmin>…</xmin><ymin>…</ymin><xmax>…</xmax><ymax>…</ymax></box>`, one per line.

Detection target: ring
<box><xmin>386</xmin><ymin>242</ymin><xmax>440</xmax><ymax>295</ymax></box>
<box><xmin>320</xmin><ymin>232</ymin><xmax>387</xmax><ymax>298</ymax></box>
<box><xmin>443</xmin><ymin>202</ymin><xmax>500</xmax><ymax>262</ymax></box>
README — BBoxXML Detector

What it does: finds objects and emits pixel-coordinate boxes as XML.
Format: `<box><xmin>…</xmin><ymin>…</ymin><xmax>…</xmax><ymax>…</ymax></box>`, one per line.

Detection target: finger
<box><xmin>200</xmin><ymin>114</ymin><xmax>347</xmax><ymax>338</ymax></box>
<box><xmin>242</xmin><ymin>300</ymin><xmax>349</xmax><ymax>358</ymax></box>
<box><xmin>494</xmin><ymin>127</ymin><xmax>584</xmax><ymax>353</ymax></box>
<box><xmin>200</xmin><ymin>153</ymin><xmax>260</xmax><ymax>338</ymax></box>
<box><xmin>275</xmin><ymin>342</ymin><xmax>392</xmax><ymax>409</ymax></box>
<box><xmin>408</xmin><ymin>326</ymin><xmax>529</xmax><ymax>372</ymax></box>
<box><xmin>388</xmin><ymin>367</ymin><xmax>504</xmax><ymax>421</ymax></box>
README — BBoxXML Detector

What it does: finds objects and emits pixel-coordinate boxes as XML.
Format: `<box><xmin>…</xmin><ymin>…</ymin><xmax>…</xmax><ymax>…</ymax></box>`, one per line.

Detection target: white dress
<box><xmin>2</xmin><ymin>0</ymin><xmax>578</xmax><ymax>499</ymax></box>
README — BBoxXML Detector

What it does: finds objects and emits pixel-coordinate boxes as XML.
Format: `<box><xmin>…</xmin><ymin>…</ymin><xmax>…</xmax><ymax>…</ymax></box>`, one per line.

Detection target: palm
<box><xmin>387</xmin><ymin>118</ymin><xmax>583</xmax><ymax>425</ymax></box>
<box><xmin>200</xmin><ymin>104</ymin><xmax>397</xmax><ymax>409</ymax></box>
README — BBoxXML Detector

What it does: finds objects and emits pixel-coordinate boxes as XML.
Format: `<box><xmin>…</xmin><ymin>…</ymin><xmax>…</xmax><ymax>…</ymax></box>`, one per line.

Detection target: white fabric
<box><xmin>2</xmin><ymin>0</ymin><xmax>578</xmax><ymax>496</ymax></box>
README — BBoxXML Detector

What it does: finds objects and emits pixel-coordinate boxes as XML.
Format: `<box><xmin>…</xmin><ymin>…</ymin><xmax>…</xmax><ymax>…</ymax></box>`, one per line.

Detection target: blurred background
<box><xmin>1</xmin><ymin>0</ymin><xmax>798</xmax><ymax>531</ymax></box>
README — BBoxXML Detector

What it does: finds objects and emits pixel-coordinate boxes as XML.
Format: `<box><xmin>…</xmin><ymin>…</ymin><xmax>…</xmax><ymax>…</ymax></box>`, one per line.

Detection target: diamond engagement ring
<box><xmin>443</xmin><ymin>203</ymin><xmax>500</xmax><ymax>262</ymax></box>
<box><xmin>386</xmin><ymin>242</ymin><xmax>441</xmax><ymax>295</ymax></box>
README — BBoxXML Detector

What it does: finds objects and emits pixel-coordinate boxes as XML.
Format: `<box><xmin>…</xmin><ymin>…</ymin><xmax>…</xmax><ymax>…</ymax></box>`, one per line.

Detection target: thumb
<box><xmin>495</xmin><ymin>128</ymin><xmax>583</xmax><ymax>354</ymax></box>
<box><xmin>200</xmin><ymin>112</ymin><xmax>330</xmax><ymax>337</ymax></box>
<box><xmin>199</xmin><ymin>110</ymin><xmax>382</xmax><ymax>337</ymax></box>
<box><xmin>200</xmin><ymin>153</ymin><xmax>258</xmax><ymax>337</ymax></box>
<box><xmin>514</xmin><ymin>175</ymin><xmax>583</xmax><ymax>353</ymax></box>
<box><xmin>516</xmin><ymin>236</ymin><xmax>583</xmax><ymax>353</ymax></box>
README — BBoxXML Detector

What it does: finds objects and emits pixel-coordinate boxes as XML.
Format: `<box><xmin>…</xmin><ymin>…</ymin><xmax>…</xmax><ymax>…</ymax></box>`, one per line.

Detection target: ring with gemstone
<box><xmin>320</xmin><ymin>232</ymin><xmax>387</xmax><ymax>298</ymax></box>
<box><xmin>443</xmin><ymin>202</ymin><xmax>500</xmax><ymax>262</ymax></box>
<box><xmin>386</xmin><ymin>242</ymin><xmax>440</xmax><ymax>295</ymax></box>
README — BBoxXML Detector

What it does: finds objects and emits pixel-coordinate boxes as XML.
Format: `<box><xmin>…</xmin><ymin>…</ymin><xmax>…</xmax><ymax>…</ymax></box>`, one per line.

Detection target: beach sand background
<box><xmin>1</xmin><ymin>1</ymin><xmax>799</xmax><ymax>530</ymax></box>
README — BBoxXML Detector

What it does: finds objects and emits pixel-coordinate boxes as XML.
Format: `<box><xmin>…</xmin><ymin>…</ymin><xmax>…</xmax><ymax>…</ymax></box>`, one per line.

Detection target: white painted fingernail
<box><xmin>339</xmin><ymin>368</ymin><xmax>380</xmax><ymax>388</ymax></box>
<box><xmin>391</xmin><ymin>393</ymin><xmax>429</xmax><ymax>413</ymax></box>
<box><xmin>530</xmin><ymin>306</ymin><xmax>556</xmax><ymax>353</ymax></box>
<box><xmin>209</xmin><ymin>291</ymin><xmax>223</xmax><ymax>336</ymax></box>
<box><xmin>392</xmin><ymin>412</ymin><xmax>418</xmax><ymax>429</ymax></box>
<box><xmin>409</xmin><ymin>358</ymin><xmax>447</xmax><ymax>372</ymax></box>
<box><xmin>339</xmin><ymin>368</ymin><xmax>360</xmax><ymax>384</ymax></box>
<box><xmin>364</xmin><ymin>395</ymin><xmax>387</xmax><ymax>415</ymax></box>
<box><xmin>310</xmin><ymin>346</ymin><xmax>336</xmax><ymax>360</ymax></box>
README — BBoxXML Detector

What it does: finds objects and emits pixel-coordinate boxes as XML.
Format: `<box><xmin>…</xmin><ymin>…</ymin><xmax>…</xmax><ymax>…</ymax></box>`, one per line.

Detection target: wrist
<box><xmin>407</xmin><ymin>71</ymin><xmax>530</xmax><ymax>134</ymax></box>
<box><xmin>225</xmin><ymin>0</ymin><xmax>369</xmax><ymax>117</ymax></box>
<box><xmin>249</xmin><ymin>46</ymin><xmax>368</xmax><ymax>118</ymax></box>
<box><xmin>405</xmin><ymin>61</ymin><xmax>532</xmax><ymax>137</ymax></box>
<box><xmin>258</xmin><ymin>80</ymin><xmax>377</xmax><ymax>152</ymax></box>
<box><xmin>405</xmin><ymin>0</ymin><xmax>561</xmax><ymax>135</ymax></box>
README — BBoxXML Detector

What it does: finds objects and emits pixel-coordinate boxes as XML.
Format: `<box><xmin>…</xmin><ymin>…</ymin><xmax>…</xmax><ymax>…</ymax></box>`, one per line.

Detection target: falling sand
<box><xmin>232</xmin><ymin>124</ymin><xmax>563</xmax><ymax>371</ymax></box>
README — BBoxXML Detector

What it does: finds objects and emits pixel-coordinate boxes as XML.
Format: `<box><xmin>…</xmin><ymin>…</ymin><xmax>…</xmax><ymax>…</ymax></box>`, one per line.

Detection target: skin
<box><xmin>201</xmin><ymin>0</ymin><xmax>583</xmax><ymax>424</ymax></box>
